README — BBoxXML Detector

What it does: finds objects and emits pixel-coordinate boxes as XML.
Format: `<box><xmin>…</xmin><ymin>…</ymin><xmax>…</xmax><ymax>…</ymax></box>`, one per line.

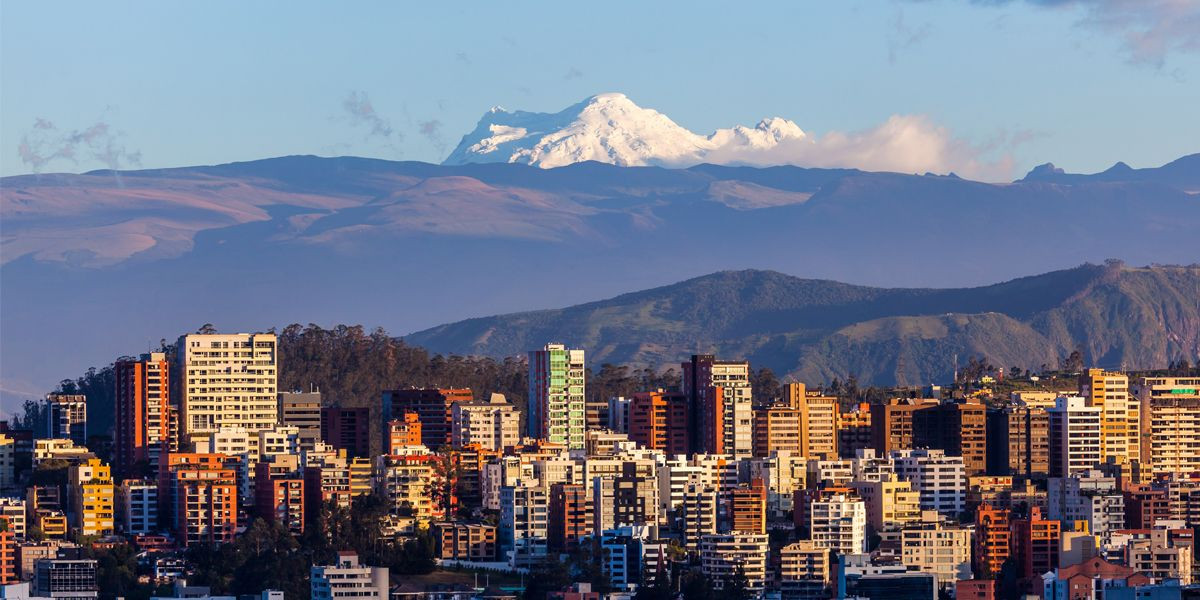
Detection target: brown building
<box><xmin>628</xmin><ymin>391</ymin><xmax>690</xmax><ymax>456</ymax></box>
<box><xmin>788</xmin><ymin>385</ymin><xmax>839</xmax><ymax>459</ymax></box>
<box><xmin>548</xmin><ymin>483</ymin><xmax>592</xmax><ymax>551</ymax></box>
<box><xmin>987</xmin><ymin>404</ymin><xmax>1049</xmax><ymax>479</ymax></box>
<box><xmin>871</xmin><ymin>398</ymin><xmax>938</xmax><ymax>454</ymax></box>
<box><xmin>1123</xmin><ymin>484</ymin><xmax>1170</xmax><ymax>529</ymax></box>
<box><xmin>1010</xmin><ymin>506</ymin><xmax>1060</xmax><ymax>585</ymax></box>
<box><xmin>321</xmin><ymin>406</ymin><xmax>371</xmax><ymax>458</ymax></box>
<box><xmin>436</xmin><ymin>522</ymin><xmax>497</xmax><ymax>561</ymax></box>
<box><xmin>729</xmin><ymin>479</ymin><xmax>766</xmax><ymax>534</ymax></box>
<box><xmin>383</xmin><ymin>388</ymin><xmax>473</xmax><ymax>450</ymax></box>
<box><xmin>837</xmin><ymin>403</ymin><xmax>872</xmax><ymax>459</ymax></box>
<box><xmin>752</xmin><ymin>403</ymin><xmax>801</xmax><ymax>457</ymax></box>
<box><xmin>912</xmin><ymin>399</ymin><xmax>987</xmax><ymax>475</ymax></box>
<box><xmin>973</xmin><ymin>503</ymin><xmax>1011</xmax><ymax>579</ymax></box>
<box><xmin>115</xmin><ymin>352</ymin><xmax>171</xmax><ymax>478</ymax></box>
<box><xmin>387</xmin><ymin>413</ymin><xmax>423</xmax><ymax>454</ymax></box>
<box><xmin>254</xmin><ymin>459</ymin><xmax>305</xmax><ymax>534</ymax></box>
<box><xmin>955</xmin><ymin>580</ymin><xmax>995</xmax><ymax>600</ymax></box>
<box><xmin>166</xmin><ymin>455</ymin><xmax>238</xmax><ymax>546</ymax></box>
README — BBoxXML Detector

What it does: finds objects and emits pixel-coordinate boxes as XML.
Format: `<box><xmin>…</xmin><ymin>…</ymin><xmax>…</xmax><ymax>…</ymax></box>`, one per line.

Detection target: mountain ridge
<box><xmin>406</xmin><ymin>263</ymin><xmax>1200</xmax><ymax>385</ymax></box>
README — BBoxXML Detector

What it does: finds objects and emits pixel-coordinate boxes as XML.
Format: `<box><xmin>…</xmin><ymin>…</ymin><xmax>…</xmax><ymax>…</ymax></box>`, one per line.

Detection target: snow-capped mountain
<box><xmin>443</xmin><ymin>92</ymin><xmax>808</xmax><ymax>168</ymax></box>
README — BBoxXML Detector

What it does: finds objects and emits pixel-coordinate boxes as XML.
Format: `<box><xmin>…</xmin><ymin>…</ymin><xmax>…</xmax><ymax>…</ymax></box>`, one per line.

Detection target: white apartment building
<box><xmin>311</xmin><ymin>552</ymin><xmax>389</xmax><ymax>600</ymax></box>
<box><xmin>891</xmin><ymin>449</ymin><xmax>966</xmax><ymax>517</ymax></box>
<box><xmin>177</xmin><ymin>332</ymin><xmax>278</xmax><ymax>445</ymax></box>
<box><xmin>810</xmin><ymin>493</ymin><xmax>867</xmax><ymax>554</ymax></box>
<box><xmin>1047</xmin><ymin>395</ymin><xmax>1103</xmax><ymax>477</ymax></box>
<box><xmin>897</xmin><ymin>514</ymin><xmax>973</xmax><ymax>588</ymax></box>
<box><xmin>699</xmin><ymin>533</ymin><xmax>770</xmax><ymax>591</ymax></box>
<box><xmin>1048</xmin><ymin>470</ymin><xmax>1125</xmax><ymax>537</ymax></box>
<box><xmin>452</xmin><ymin>393</ymin><xmax>520</xmax><ymax>451</ymax></box>
<box><xmin>500</xmin><ymin>483</ymin><xmax>549</xmax><ymax>567</ymax></box>
<box><xmin>119</xmin><ymin>479</ymin><xmax>158</xmax><ymax>536</ymax></box>
<box><xmin>0</xmin><ymin>497</ymin><xmax>26</xmax><ymax>538</ymax></box>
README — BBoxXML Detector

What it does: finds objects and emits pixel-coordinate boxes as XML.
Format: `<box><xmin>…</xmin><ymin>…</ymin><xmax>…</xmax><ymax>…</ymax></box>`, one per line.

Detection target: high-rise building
<box><xmin>1133</xmin><ymin>377</ymin><xmax>1200</xmax><ymax>476</ymax></box>
<box><xmin>912</xmin><ymin>400</ymin><xmax>987</xmax><ymax>475</ymax></box>
<box><xmin>44</xmin><ymin>394</ymin><xmax>87</xmax><ymax>446</ymax></box>
<box><xmin>870</xmin><ymin>398</ymin><xmax>938</xmax><ymax>454</ymax></box>
<box><xmin>809</xmin><ymin>493</ymin><xmax>866</xmax><ymax>554</ymax></box>
<box><xmin>891</xmin><ymin>448</ymin><xmax>966</xmax><ymax>517</ymax></box>
<box><xmin>683</xmin><ymin>355</ymin><xmax>752</xmax><ymax>458</ymax></box>
<box><xmin>1047</xmin><ymin>395</ymin><xmax>1102</xmax><ymax>477</ymax></box>
<box><xmin>987</xmin><ymin>403</ymin><xmax>1049</xmax><ymax>479</ymax></box>
<box><xmin>849</xmin><ymin>475</ymin><xmax>921</xmax><ymax>535</ymax></box>
<box><xmin>752</xmin><ymin>402</ymin><xmax>801</xmax><ymax>457</ymax></box>
<box><xmin>1047</xmin><ymin>470</ymin><xmax>1124</xmax><ymax>537</ymax></box>
<box><xmin>254</xmin><ymin>457</ymin><xmax>305</xmax><ymax>534</ymax></box>
<box><xmin>780</xmin><ymin>540</ymin><xmax>832</xmax><ymax>600</ymax></box>
<box><xmin>628</xmin><ymin>391</ymin><xmax>690</xmax><ymax>455</ymax></box>
<box><xmin>787</xmin><ymin>384</ymin><xmax>839</xmax><ymax>459</ymax></box>
<box><xmin>1079</xmin><ymin>369</ymin><xmax>1140</xmax><ymax>468</ymax></box>
<box><xmin>728</xmin><ymin>479</ymin><xmax>766</xmax><ymax>534</ymax></box>
<box><xmin>68</xmin><ymin>458</ymin><xmax>114</xmax><ymax>537</ymax></box>
<box><xmin>500</xmin><ymin>484</ymin><xmax>549</xmax><ymax>566</ymax></box>
<box><xmin>548</xmin><ymin>483</ymin><xmax>592</xmax><ymax>552</ymax></box>
<box><xmin>278</xmin><ymin>391</ymin><xmax>323</xmax><ymax>450</ymax></box>
<box><xmin>115</xmin><ymin>352</ymin><xmax>171</xmax><ymax>477</ymax></box>
<box><xmin>897</xmin><ymin>513</ymin><xmax>973</xmax><ymax>589</ymax></box>
<box><xmin>699</xmin><ymin>533</ymin><xmax>769</xmax><ymax>592</ymax></box>
<box><xmin>177</xmin><ymin>333</ymin><xmax>278</xmax><ymax>445</ymax></box>
<box><xmin>320</xmin><ymin>407</ymin><xmax>370</xmax><ymax>458</ymax></box>
<box><xmin>973</xmin><ymin>504</ymin><xmax>1010</xmax><ymax>579</ymax></box>
<box><xmin>383</xmin><ymin>388</ymin><xmax>473</xmax><ymax>450</ymax></box>
<box><xmin>161</xmin><ymin>453</ymin><xmax>238</xmax><ymax>546</ymax></box>
<box><xmin>118</xmin><ymin>479</ymin><xmax>157</xmax><ymax>536</ymax></box>
<box><xmin>528</xmin><ymin>344</ymin><xmax>587</xmax><ymax>449</ymax></box>
<box><xmin>837</xmin><ymin>402</ymin><xmax>872</xmax><ymax>459</ymax></box>
<box><xmin>1010</xmin><ymin>506</ymin><xmax>1060</xmax><ymax>583</ymax></box>
<box><xmin>452</xmin><ymin>393</ymin><xmax>520</xmax><ymax>451</ymax></box>
<box><xmin>311</xmin><ymin>552</ymin><xmax>388</xmax><ymax>600</ymax></box>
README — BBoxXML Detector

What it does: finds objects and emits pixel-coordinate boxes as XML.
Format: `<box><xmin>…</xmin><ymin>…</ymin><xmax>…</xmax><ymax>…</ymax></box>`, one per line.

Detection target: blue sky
<box><xmin>2</xmin><ymin>0</ymin><xmax>1197</xmax><ymax>179</ymax></box>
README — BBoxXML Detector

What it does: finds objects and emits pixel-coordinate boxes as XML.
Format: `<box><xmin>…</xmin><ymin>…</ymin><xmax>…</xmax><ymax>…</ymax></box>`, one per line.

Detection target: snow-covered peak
<box><xmin>443</xmin><ymin>93</ymin><xmax>809</xmax><ymax>169</ymax></box>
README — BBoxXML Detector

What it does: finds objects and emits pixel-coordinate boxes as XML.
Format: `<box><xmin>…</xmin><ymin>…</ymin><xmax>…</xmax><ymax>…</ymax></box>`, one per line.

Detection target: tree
<box><xmin>1058</xmin><ymin>350</ymin><xmax>1084</xmax><ymax>373</ymax></box>
<box><xmin>680</xmin><ymin>570</ymin><xmax>715</xmax><ymax>600</ymax></box>
<box><xmin>197</xmin><ymin>323</ymin><xmax>218</xmax><ymax>334</ymax></box>
<box><xmin>430</xmin><ymin>450</ymin><xmax>464</xmax><ymax>519</ymax></box>
<box><xmin>718</xmin><ymin>565</ymin><xmax>752</xmax><ymax>600</ymax></box>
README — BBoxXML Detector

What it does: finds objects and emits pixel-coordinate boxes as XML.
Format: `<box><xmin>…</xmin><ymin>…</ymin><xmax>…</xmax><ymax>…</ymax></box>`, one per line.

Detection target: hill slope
<box><xmin>406</xmin><ymin>263</ymin><xmax>1200</xmax><ymax>385</ymax></box>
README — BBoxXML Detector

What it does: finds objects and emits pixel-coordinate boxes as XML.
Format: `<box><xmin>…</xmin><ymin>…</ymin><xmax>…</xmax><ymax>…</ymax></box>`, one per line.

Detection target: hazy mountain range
<box><xmin>408</xmin><ymin>263</ymin><xmax>1200</xmax><ymax>385</ymax></box>
<box><xmin>1</xmin><ymin>149</ymin><xmax>1198</xmax><ymax>406</ymax></box>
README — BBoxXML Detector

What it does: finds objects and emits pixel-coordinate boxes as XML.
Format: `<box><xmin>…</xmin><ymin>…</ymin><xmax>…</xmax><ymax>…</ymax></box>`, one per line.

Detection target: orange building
<box><xmin>161</xmin><ymin>453</ymin><xmax>238</xmax><ymax>546</ymax></box>
<box><xmin>0</xmin><ymin>516</ymin><xmax>14</xmax><ymax>584</ymax></box>
<box><xmin>752</xmin><ymin>403</ymin><xmax>802</xmax><ymax>457</ymax></box>
<box><xmin>548</xmin><ymin>483</ymin><xmax>593</xmax><ymax>551</ymax></box>
<box><xmin>628</xmin><ymin>391</ymin><xmax>690</xmax><ymax>456</ymax></box>
<box><xmin>387</xmin><ymin>413</ymin><xmax>423</xmax><ymax>453</ymax></box>
<box><xmin>973</xmin><ymin>504</ymin><xmax>1011</xmax><ymax>579</ymax></box>
<box><xmin>1011</xmin><ymin>507</ymin><xmax>1060</xmax><ymax>585</ymax></box>
<box><xmin>837</xmin><ymin>403</ymin><xmax>872</xmax><ymax>458</ymax></box>
<box><xmin>730</xmin><ymin>479</ymin><xmax>767</xmax><ymax>534</ymax></box>
<box><xmin>115</xmin><ymin>352</ymin><xmax>171</xmax><ymax>477</ymax></box>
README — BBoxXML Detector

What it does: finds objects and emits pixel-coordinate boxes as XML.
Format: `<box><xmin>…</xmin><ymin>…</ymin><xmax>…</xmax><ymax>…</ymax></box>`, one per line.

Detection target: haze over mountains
<box><xmin>408</xmin><ymin>263</ymin><xmax>1200</xmax><ymax>386</ymax></box>
<box><xmin>1</xmin><ymin>128</ymin><xmax>1198</xmax><ymax>406</ymax></box>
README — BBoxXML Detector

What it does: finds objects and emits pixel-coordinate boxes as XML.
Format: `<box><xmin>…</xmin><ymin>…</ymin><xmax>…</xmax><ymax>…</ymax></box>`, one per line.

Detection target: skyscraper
<box><xmin>115</xmin><ymin>352</ymin><xmax>171</xmax><ymax>476</ymax></box>
<box><xmin>683</xmin><ymin>355</ymin><xmax>752</xmax><ymax>458</ymax></box>
<box><xmin>1047</xmin><ymin>395</ymin><xmax>1102</xmax><ymax>478</ymax></box>
<box><xmin>528</xmin><ymin>344</ymin><xmax>586</xmax><ymax>449</ymax></box>
<box><xmin>176</xmin><ymin>333</ymin><xmax>278</xmax><ymax>446</ymax></box>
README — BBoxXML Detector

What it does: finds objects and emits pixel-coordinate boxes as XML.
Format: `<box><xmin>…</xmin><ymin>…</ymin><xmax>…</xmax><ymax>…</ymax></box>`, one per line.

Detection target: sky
<box><xmin>2</xmin><ymin>0</ymin><xmax>1198</xmax><ymax>180</ymax></box>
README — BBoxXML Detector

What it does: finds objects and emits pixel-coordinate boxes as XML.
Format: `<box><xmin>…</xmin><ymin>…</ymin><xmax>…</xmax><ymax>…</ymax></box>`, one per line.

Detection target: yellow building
<box><xmin>68</xmin><ymin>458</ymin><xmax>114</xmax><ymax>537</ymax></box>
<box><xmin>177</xmin><ymin>333</ymin><xmax>279</xmax><ymax>445</ymax></box>
<box><xmin>850</xmin><ymin>475</ymin><xmax>922</xmax><ymax>534</ymax></box>
<box><xmin>349</xmin><ymin>456</ymin><xmax>374</xmax><ymax>496</ymax></box>
<box><xmin>780</xmin><ymin>540</ymin><xmax>831</xmax><ymax>599</ymax></box>
<box><xmin>898</xmin><ymin>512</ymin><xmax>973</xmax><ymax>589</ymax></box>
<box><xmin>1080</xmin><ymin>369</ymin><xmax>1140</xmax><ymax>468</ymax></box>
<box><xmin>1133</xmin><ymin>377</ymin><xmax>1200</xmax><ymax>476</ymax></box>
<box><xmin>787</xmin><ymin>383</ymin><xmax>839</xmax><ymax>459</ymax></box>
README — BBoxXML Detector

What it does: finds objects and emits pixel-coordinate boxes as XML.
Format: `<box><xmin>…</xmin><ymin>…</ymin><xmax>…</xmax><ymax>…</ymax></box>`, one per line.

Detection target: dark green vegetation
<box><xmin>408</xmin><ymin>261</ymin><xmax>1200</xmax><ymax>386</ymax></box>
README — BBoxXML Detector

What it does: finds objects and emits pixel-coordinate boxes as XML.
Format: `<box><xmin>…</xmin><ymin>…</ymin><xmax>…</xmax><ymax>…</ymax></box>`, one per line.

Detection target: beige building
<box><xmin>788</xmin><ymin>384</ymin><xmax>839</xmax><ymax>459</ymax></box>
<box><xmin>780</xmin><ymin>540</ymin><xmax>831</xmax><ymax>600</ymax></box>
<box><xmin>699</xmin><ymin>533</ymin><xmax>769</xmax><ymax>592</ymax></box>
<box><xmin>178</xmin><ymin>332</ymin><xmax>279</xmax><ymax>445</ymax></box>
<box><xmin>850</xmin><ymin>474</ymin><xmax>921</xmax><ymax>534</ymax></box>
<box><xmin>809</xmin><ymin>493</ymin><xmax>866</xmax><ymax>554</ymax></box>
<box><xmin>1080</xmin><ymin>369</ymin><xmax>1140</xmax><ymax>468</ymax></box>
<box><xmin>1134</xmin><ymin>377</ymin><xmax>1200</xmax><ymax>476</ymax></box>
<box><xmin>0</xmin><ymin>434</ymin><xmax>14</xmax><ymax>493</ymax></box>
<box><xmin>1125</xmin><ymin>530</ymin><xmax>1192</xmax><ymax>585</ymax></box>
<box><xmin>897</xmin><ymin>512</ymin><xmax>973</xmax><ymax>588</ymax></box>
<box><xmin>452</xmin><ymin>393</ymin><xmax>520</xmax><ymax>451</ymax></box>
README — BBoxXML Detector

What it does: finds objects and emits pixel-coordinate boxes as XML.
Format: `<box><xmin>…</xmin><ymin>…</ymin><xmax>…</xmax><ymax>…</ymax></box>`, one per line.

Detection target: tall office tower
<box><xmin>1047</xmin><ymin>396</ymin><xmax>1103</xmax><ymax>477</ymax></box>
<box><xmin>177</xmin><ymin>333</ymin><xmax>278</xmax><ymax>446</ymax></box>
<box><xmin>278</xmin><ymin>391</ymin><xmax>323</xmax><ymax>450</ymax></box>
<box><xmin>1079</xmin><ymin>369</ymin><xmax>1140</xmax><ymax>467</ymax></box>
<box><xmin>115</xmin><ymin>352</ymin><xmax>171</xmax><ymax>477</ymax></box>
<box><xmin>787</xmin><ymin>384</ymin><xmax>839</xmax><ymax>459</ymax></box>
<box><xmin>382</xmin><ymin>388</ymin><xmax>473</xmax><ymax>450</ymax></box>
<box><xmin>527</xmin><ymin>344</ymin><xmax>586</xmax><ymax>449</ymax></box>
<box><xmin>452</xmin><ymin>393</ymin><xmax>521</xmax><ymax>451</ymax></box>
<box><xmin>1132</xmin><ymin>377</ymin><xmax>1200</xmax><ymax>476</ymax></box>
<box><xmin>628</xmin><ymin>391</ymin><xmax>690</xmax><ymax>455</ymax></box>
<box><xmin>912</xmin><ymin>400</ymin><xmax>988</xmax><ymax>475</ymax></box>
<box><xmin>683</xmin><ymin>355</ymin><xmax>752</xmax><ymax>458</ymax></box>
<box><xmin>987</xmin><ymin>403</ymin><xmax>1050</xmax><ymax>479</ymax></box>
<box><xmin>44</xmin><ymin>394</ymin><xmax>87</xmax><ymax>446</ymax></box>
